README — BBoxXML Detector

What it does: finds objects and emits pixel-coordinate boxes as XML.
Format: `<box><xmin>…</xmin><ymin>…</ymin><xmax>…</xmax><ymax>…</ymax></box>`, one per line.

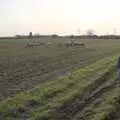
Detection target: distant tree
<box><xmin>52</xmin><ymin>34</ymin><xmax>58</xmax><ymax>38</ymax></box>
<box><xmin>69</xmin><ymin>35</ymin><xmax>74</xmax><ymax>38</ymax></box>
<box><xmin>15</xmin><ymin>35</ymin><xmax>21</xmax><ymax>38</ymax></box>
<box><xmin>86</xmin><ymin>29</ymin><xmax>94</xmax><ymax>36</ymax></box>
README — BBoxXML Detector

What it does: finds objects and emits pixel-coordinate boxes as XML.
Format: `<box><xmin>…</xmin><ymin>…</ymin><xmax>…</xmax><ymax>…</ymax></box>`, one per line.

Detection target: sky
<box><xmin>0</xmin><ymin>0</ymin><xmax>120</xmax><ymax>36</ymax></box>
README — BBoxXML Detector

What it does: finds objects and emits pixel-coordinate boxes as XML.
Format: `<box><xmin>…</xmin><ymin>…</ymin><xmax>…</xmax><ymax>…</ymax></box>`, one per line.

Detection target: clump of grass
<box><xmin>88</xmin><ymin>87</ymin><xmax>120</xmax><ymax>120</ymax></box>
<box><xmin>73</xmin><ymin>73</ymin><xmax>119</xmax><ymax>120</ymax></box>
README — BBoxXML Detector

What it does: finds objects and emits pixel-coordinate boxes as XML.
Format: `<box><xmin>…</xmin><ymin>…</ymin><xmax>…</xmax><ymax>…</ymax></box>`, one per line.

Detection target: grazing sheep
<box><xmin>64</xmin><ymin>42</ymin><xmax>85</xmax><ymax>48</ymax></box>
<box><xmin>46</xmin><ymin>42</ymin><xmax>52</xmax><ymax>47</ymax></box>
<box><xmin>25</xmin><ymin>43</ymin><xmax>34</xmax><ymax>48</ymax></box>
<box><xmin>73</xmin><ymin>42</ymin><xmax>85</xmax><ymax>47</ymax></box>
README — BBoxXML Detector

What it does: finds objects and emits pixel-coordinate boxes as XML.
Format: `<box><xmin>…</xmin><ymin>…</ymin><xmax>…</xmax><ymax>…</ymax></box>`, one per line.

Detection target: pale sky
<box><xmin>0</xmin><ymin>0</ymin><xmax>120</xmax><ymax>36</ymax></box>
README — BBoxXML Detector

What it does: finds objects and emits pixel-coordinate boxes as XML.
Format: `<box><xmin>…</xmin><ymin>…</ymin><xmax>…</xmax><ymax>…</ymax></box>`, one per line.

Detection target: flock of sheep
<box><xmin>25</xmin><ymin>41</ymin><xmax>85</xmax><ymax>48</ymax></box>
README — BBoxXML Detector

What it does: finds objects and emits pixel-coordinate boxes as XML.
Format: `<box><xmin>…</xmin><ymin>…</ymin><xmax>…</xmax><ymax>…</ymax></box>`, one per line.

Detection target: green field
<box><xmin>0</xmin><ymin>38</ymin><xmax>120</xmax><ymax>120</ymax></box>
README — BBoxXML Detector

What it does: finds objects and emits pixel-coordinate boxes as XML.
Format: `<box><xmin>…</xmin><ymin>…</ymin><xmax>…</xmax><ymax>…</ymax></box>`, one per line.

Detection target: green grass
<box><xmin>0</xmin><ymin>56</ymin><xmax>117</xmax><ymax>119</ymax></box>
<box><xmin>74</xmin><ymin>71</ymin><xmax>119</xmax><ymax>120</ymax></box>
<box><xmin>88</xmin><ymin>87</ymin><xmax>119</xmax><ymax>120</ymax></box>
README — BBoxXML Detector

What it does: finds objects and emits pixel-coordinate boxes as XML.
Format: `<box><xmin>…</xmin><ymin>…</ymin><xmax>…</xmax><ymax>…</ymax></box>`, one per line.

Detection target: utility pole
<box><xmin>113</xmin><ymin>28</ymin><xmax>116</xmax><ymax>35</ymax></box>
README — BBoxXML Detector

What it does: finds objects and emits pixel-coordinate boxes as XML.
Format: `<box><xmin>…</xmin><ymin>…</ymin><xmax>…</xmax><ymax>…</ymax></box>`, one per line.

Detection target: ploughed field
<box><xmin>0</xmin><ymin>38</ymin><xmax>120</xmax><ymax>119</ymax></box>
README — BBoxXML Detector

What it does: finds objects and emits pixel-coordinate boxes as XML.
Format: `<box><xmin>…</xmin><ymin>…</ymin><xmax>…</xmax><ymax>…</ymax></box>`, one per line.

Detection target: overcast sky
<box><xmin>0</xmin><ymin>0</ymin><xmax>120</xmax><ymax>36</ymax></box>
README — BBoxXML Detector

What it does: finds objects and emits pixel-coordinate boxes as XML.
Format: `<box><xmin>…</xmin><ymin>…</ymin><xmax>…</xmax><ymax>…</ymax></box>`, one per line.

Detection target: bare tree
<box><xmin>86</xmin><ymin>29</ymin><xmax>94</xmax><ymax>36</ymax></box>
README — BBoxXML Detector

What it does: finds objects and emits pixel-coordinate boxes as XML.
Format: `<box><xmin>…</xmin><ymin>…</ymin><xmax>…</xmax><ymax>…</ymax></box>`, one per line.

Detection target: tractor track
<box><xmin>72</xmin><ymin>79</ymin><xmax>117</xmax><ymax>120</ymax></box>
<box><xmin>107</xmin><ymin>90</ymin><xmax>120</xmax><ymax>120</ymax></box>
<box><xmin>48</xmin><ymin>66</ymin><xmax>116</xmax><ymax>120</ymax></box>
